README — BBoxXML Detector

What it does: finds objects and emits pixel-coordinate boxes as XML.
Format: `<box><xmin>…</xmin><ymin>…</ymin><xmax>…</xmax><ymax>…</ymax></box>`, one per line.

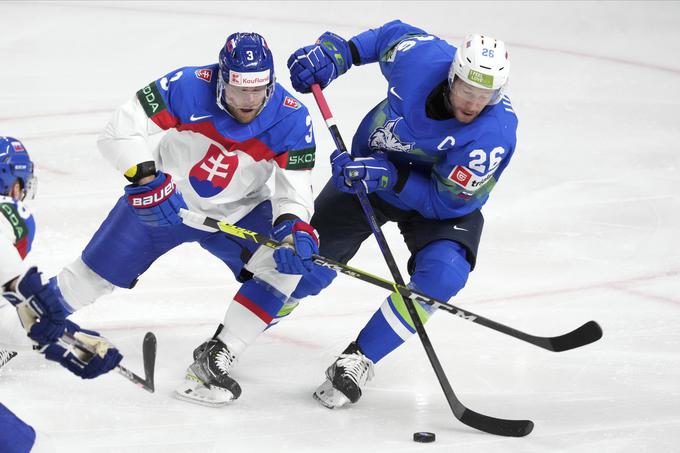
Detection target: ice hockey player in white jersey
<box><xmin>288</xmin><ymin>21</ymin><xmax>518</xmax><ymax>408</ymax></box>
<box><xmin>53</xmin><ymin>32</ymin><xmax>326</xmax><ymax>406</ymax></box>
<box><xmin>0</xmin><ymin>136</ymin><xmax>122</xmax><ymax>453</ymax></box>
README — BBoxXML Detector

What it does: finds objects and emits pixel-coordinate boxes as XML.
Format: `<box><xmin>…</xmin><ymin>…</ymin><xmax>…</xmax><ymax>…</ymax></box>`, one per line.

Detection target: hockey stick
<box><xmin>63</xmin><ymin>331</ymin><xmax>157</xmax><ymax>393</ymax></box>
<box><xmin>310</xmin><ymin>83</ymin><xmax>533</xmax><ymax>437</ymax></box>
<box><xmin>179</xmin><ymin>208</ymin><xmax>601</xmax><ymax>353</ymax></box>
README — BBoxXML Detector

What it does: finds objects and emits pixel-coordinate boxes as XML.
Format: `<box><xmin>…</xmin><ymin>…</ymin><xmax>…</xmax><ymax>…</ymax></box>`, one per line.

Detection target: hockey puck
<box><xmin>413</xmin><ymin>432</ymin><xmax>436</xmax><ymax>443</ymax></box>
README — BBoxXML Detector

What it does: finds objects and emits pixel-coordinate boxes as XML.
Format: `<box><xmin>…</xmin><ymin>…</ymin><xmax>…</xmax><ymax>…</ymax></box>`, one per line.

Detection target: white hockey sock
<box><xmin>57</xmin><ymin>258</ymin><xmax>115</xmax><ymax>311</ymax></box>
<box><xmin>217</xmin><ymin>300</ymin><xmax>268</xmax><ymax>356</ymax></box>
<box><xmin>0</xmin><ymin>301</ymin><xmax>34</xmax><ymax>350</ymax></box>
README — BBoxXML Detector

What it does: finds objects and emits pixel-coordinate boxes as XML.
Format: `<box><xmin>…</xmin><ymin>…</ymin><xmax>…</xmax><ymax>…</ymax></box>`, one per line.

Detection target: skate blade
<box><xmin>174</xmin><ymin>374</ymin><xmax>236</xmax><ymax>408</ymax></box>
<box><xmin>313</xmin><ymin>379</ymin><xmax>351</xmax><ymax>409</ymax></box>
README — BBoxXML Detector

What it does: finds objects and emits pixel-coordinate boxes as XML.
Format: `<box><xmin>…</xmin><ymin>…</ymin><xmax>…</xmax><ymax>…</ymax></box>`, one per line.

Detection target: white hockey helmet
<box><xmin>449</xmin><ymin>34</ymin><xmax>510</xmax><ymax>94</ymax></box>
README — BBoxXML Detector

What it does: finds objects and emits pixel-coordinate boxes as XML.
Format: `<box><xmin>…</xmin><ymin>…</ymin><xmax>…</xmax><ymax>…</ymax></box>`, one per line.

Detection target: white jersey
<box><xmin>98</xmin><ymin>65</ymin><xmax>316</xmax><ymax>225</ymax></box>
<box><xmin>0</xmin><ymin>196</ymin><xmax>35</xmax><ymax>350</ymax></box>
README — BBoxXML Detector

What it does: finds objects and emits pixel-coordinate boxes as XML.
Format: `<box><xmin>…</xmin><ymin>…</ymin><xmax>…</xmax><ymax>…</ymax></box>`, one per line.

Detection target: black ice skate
<box><xmin>174</xmin><ymin>337</ymin><xmax>241</xmax><ymax>407</ymax></box>
<box><xmin>313</xmin><ymin>342</ymin><xmax>375</xmax><ymax>409</ymax></box>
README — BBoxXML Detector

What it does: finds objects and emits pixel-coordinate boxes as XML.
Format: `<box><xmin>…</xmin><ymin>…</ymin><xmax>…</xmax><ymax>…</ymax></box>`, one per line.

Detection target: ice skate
<box><xmin>174</xmin><ymin>338</ymin><xmax>241</xmax><ymax>407</ymax></box>
<box><xmin>0</xmin><ymin>349</ymin><xmax>17</xmax><ymax>372</ymax></box>
<box><xmin>313</xmin><ymin>342</ymin><xmax>375</xmax><ymax>409</ymax></box>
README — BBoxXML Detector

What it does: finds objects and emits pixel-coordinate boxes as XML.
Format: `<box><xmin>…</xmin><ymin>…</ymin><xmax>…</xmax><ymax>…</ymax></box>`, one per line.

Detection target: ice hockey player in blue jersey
<box><xmin>52</xmin><ymin>32</ymin><xmax>323</xmax><ymax>406</ymax></box>
<box><xmin>288</xmin><ymin>20</ymin><xmax>518</xmax><ymax>408</ymax></box>
<box><xmin>0</xmin><ymin>137</ymin><xmax>122</xmax><ymax>453</ymax></box>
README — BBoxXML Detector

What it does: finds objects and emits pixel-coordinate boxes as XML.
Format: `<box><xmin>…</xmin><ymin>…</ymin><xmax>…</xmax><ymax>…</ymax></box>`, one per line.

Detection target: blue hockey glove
<box><xmin>271</xmin><ymin>219</ymin><xmax>319</xmax><ymax>274</ymax></box>
<box><xmin>39</xmin><ymin>320</ymin><xmax>122</xmax><ymax>380</ymax></box>
<box><xmin>287</xmin><ymin>31</ymin><xmax>352</xmax><ymax>93</ymax></box>
<box><xmin>3</xmin><ymin>267</ymin><xmax>67</xmax><ymax>344</ymax></box>
<box><xmin>330</xmin><ymin>149</ymin><xmax>398</xmax><ymax>194</ymax></box>
<box><xmin>291</xmin><ymin>264</ymin><xmax>337</xmax><ymax>299</ymax></box>
<box><xmin>125</xmin><ymin>172</ymin><xmax>187</xmax><ymax>226</ymax></box>
<box><xmin>330</xmin><ymin>149</ymin><xmax>354</xmax><ymax>193</ymax></box>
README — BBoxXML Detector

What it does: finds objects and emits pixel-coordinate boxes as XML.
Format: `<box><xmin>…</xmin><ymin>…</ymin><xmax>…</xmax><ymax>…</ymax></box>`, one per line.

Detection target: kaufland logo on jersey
<box><xmin>11</xmin><ymin>141</ymin><xmax>25</xmax><ymax>152</ymax></box>
<box><xmin>229</xmin><ymin>69</ymin><xmax>270</xmax><ymax>87</ymax></box>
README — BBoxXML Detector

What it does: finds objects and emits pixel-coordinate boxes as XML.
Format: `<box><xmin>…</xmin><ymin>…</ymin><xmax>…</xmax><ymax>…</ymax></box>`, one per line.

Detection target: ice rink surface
<box><xmin>1</xmin><ymin>1</ymin><xmax>679</xmax><ymax>451</ymax></box>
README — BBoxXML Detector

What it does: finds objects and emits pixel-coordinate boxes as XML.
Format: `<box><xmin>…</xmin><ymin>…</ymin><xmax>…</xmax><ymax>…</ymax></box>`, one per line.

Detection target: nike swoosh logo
<box><xmin>453</xmin><ymin>225</ymin><xmax>468</xmax><ymax>231</ymax></box>
<box><xmin>189</xmin><ymin>114</ymin><xmax>212</xmax><ymax>122</ymax></box>
<box><xmin>389</xmin><ymin>86</ymin><xmax>403</xmax><ymax>100</ymax></box>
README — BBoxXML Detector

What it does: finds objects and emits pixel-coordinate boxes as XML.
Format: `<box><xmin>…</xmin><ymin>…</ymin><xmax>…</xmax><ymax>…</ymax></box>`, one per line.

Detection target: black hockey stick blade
<box><xmin>114</xmin><ymin>332</ymin><xmax>156</xmax><ymax>393</ymax></box>
<box><xmin>459</xmin><ymin>408</ymin><xmax>534</xmax><ymax>437</ymax></box>
<box><xmin>142</xmin><ymin>332</ymin><xmax>157</xmax><ymax>393</ymax></box>
<box><xmin>544</xmin><ymin>320</ymin><xmax>602</xmax><ymax>352</ymax></box>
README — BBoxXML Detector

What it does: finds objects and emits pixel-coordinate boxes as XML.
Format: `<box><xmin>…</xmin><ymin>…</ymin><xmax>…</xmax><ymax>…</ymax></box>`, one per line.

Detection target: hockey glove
<box><xmin>39</xmin><ymin>320</ymin><xmax>122</xmax><ymax>380</ymax></box>
<box><xmin>291</xmin><ymin>264</ymin><xmax>337</xmax><ymax>299</ymax></box>
<box><xmin>287</xmin><ymin>31</ymin><xmax>352</xmax><ymax>93</ymax></box>
<box><xmin>271</xmin><ymin>219</ymin><xmax>319</xmax><ymax>274</ymax></box>
<box><xmin>330</xmin><ymin>149</ymin><xmax>398</xmax><ymax>194</ymax></box>
<box><xmin>3</xmin><ymin>267</ymin><xmax>67</xmax><ymax>344</ymax></box>
<box><xmin>125</xmin><ymin>172</ymin><xmax>187</xmax><ymax>226</ymax></box>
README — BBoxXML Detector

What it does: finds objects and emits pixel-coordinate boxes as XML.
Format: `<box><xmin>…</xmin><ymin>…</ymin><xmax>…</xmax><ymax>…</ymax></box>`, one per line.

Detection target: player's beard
<box><xmin>227</xmin><ymin>105</ymin><xmax>261</xmax><ymax>124</ymax></box>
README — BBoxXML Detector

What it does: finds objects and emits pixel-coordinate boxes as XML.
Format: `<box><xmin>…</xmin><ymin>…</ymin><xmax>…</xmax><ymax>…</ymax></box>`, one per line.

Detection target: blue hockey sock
<box><xmin>356</xmin><ymin>292</ymin><xmax>433</xmax><ymax>363</ymax></box>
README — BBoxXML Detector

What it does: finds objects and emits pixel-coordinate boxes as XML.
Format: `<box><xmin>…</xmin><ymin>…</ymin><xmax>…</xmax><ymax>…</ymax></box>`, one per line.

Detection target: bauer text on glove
<box><xmin>125</xmin><ymin>172</ymin><xmax>187</xmax><ymax>226</ymax></box>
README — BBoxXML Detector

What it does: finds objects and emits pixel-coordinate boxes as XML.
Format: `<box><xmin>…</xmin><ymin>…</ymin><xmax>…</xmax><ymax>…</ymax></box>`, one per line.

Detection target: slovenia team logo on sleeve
<box><xmin>189</xmin><ymin>144</ymin><xmax>239</xmax><ymax>197</ymax></box>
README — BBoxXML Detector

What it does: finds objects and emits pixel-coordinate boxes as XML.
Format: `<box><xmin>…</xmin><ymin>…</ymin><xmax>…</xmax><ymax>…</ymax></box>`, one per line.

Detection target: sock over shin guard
<box><xmin>219</xmin><ymin>278</ymin><xmax>287</xmax><ymax>354</ymax></box>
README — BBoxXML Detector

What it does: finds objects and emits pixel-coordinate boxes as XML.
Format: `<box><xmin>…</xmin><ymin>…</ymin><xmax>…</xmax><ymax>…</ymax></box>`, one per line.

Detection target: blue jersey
<box><xmin>349</xmin><ymin>21</ymin><xmax>518</xmax><ymax>220</ymax></box>
<box><xmin>140</xmin><ymin>64</ymin><xmax>315</xmax><ymax>164</ymax></box>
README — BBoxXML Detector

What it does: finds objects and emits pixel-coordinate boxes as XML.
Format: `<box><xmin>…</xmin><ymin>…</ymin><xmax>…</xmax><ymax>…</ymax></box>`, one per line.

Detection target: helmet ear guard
<box><xmin>449</xmin><ymin>33</ymin><xmax>510</xmax><ymax>104</ymax></box>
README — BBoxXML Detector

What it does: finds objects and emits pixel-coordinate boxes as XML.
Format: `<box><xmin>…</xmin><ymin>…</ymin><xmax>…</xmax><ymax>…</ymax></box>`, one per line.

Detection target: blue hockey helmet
<box><xmin>217</xmin><ymin>32</ymin><xmax>275</xmax><ymax>117</ymax></box>
<box><xmin>0</xmin><ymin>136</ymin><xmax>36</xmax><ymax>200</ymax></box>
